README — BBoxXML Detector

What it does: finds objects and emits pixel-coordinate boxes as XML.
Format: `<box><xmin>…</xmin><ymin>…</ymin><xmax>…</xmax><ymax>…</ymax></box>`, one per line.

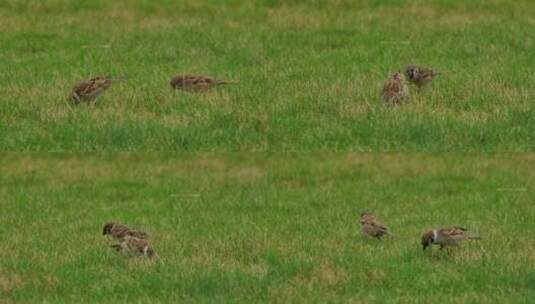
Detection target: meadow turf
<box><xmin>1</xmin><ymin>0</ymin><xmax>534</xmax><ymax>151</ymax></box>
<box><xmin>0</xmin><ymin>153</ymin><xmax>534</xmax><ymax>302</ymax></box>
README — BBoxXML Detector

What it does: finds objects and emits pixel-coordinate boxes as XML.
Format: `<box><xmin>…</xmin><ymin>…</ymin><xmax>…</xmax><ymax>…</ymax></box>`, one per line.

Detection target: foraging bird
<box><xmin>102</xmin><ymin>222</ymin><xmax>148</xmax><ymax>242</ymax></box>
<box><xmin>382</xmin><ymin>72</ymin><xmax>409</xmax><ymax>104</ymax></box>
<box><xmin>111</xmin><ymin>235</ymin><xmax>158</xmax><ymax>259</ymax></box>
<box><xmin>170</xmin><ymin>74</ymin><xmax>233</xmax><ymax>92</ymax></box>
<box><xmin>404</xmin><ymin>65</ymin><xmax>439</xmax><ymax>87</ymax></box>
<box><xmin>359</xmin><ymin>212</ymin><xmax>391</xmax><ymax>239</ymax></box>
<box><xmin>70</xmin><ymin>76</ymin><xmax>123</xmax><ymax>103</ymax></box>
<box><xmin>421</xmin><ymin>226</ymin><xmax>480</xmax><ymax>251</ymax></box>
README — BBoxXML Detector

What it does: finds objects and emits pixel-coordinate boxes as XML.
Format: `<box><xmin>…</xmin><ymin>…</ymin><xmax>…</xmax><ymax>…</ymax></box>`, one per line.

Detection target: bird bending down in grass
<box><xmin>102</xmin><ymin>222</ymin><xmax>148</xmax><ymax>242</ymax></box>
<box><xmin>360</xmin><ymin>212</ymin><xmax>391</xmax><ymax>239</ymax></box>
<box><xmin>169</xmin><ymin>74</ymin><xmax>235</xmax><ymax>92</ymax></box>
<box><xmin>421</xmin><ymin>226</ymin><xmax>480</xmax><ymax>251</ymax></box>
<box><xmin>111</xmin><ymin>235</ymin><xmax>159</xmax><ymax>259</ymax></box>
<box><xmin>404</xmin><ymin>64</ymin><xmax>439</xmax><ymax>88</ymax></box>
<box><xmin>382</xmin><ymin>72</ymin><xmax>409</xmax><ymax>104</ymax></box>
<box><xmin>70</xmin><ymin>76</ymin><xmax>124</xmax><ymax>104</ymax></box>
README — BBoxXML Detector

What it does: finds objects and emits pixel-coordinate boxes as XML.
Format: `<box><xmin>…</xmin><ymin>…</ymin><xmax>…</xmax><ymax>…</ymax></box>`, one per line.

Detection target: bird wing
<box><xmin>193</xmin><ymin>76</ymin><xmax>231</xmax><ymax>85</ymax></box>
<box><xmin>372</xmin><ymin>220</ymin><xmax>389</xmax><ymax>233</ymax></box>
<box><xmin>127</xmin><ymin>238</ymin><xmax>152</xmax><ymax>255</ymax></box>
<box><xmin>442</xmin><ymin>227</ymin><xmax>467</xmax><ymax>241</ymax></box>
<box><xmin>384</xmin><ymin>79</ymin><xmax>402</xmax><ymax>95</ymax></box>
<box><xmin>110</xmin><ymin>223</ymin><xmax>147</xmax><ymax>239</ymax></box>
<box><xmin>453</xmin><ymin>226</ymin><xmax>481</xmax><ymax>239</ymax></box>
<box><xmin>420</xmin><ymin>68</ymin><xmax>436</xmax><ymax>79</ymax></box>
<box><xmin>190</xmin><ymin>76</ymin><xmax>215</xmax><ymax>85</ymax></box>
<box><xmin>72</xmin><ymin>78</ymin><xmax>111</xmax><ymax>100</ymax></box>
<box><xmin>72</xmin><ymin>81</ymin><xmax>92</xmax><ymax>96</ymax></box>
<box><xmin>90</xmin><ymin>78</ymin><xmax>112</xmax><ymax>92</ymax></box>
<box><xmin>383</xmin><ymin>80</ymin><xmax>394</xmax><ymax>93</ymax></box>
<box><xmin>126</xmin><ymin>229</ymin><xmax>149</xmax><ymax>239</ymax></box>
<box><xmin>361</xmin><ymin>223</ymin><xmax>379</xmax><ymax>235</ymax></box>
<box><xmin>361</xmin><ymin>215</ymin><xmax>389</xmax><ymax>235</ymax></box>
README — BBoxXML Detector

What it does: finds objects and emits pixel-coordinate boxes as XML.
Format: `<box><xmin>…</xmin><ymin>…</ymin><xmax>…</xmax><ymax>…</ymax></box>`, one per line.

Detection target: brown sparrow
<box><xmin>111</xmin><ymin>235</ymin><xmax>158</xmax><ymax>259</ymax></box>
<box><xmin>71</xmin><ymin>76</ymin><xmax>123</xmax><ymax>103</ymax></box>
<box><xmin>404</xmin><ymin>65</ymin><xmax>439</xmax><ymax>87</ymax></box>
<box><xmin>382</xmin><ymin>72</ymin><xmax>409</xmax><ymax>104</ymax></box>
<box><xmin>102</xmin><ymin>222</ymin><xmax>148</xmax><ymax>242</ymax></box>
<box><xmin>359</xmin><ymin>212</ymin><xmax>391</xmax><ymax>239</ymax></box>
<box><xmin>169</xmin><ymin>74</ymin><xmax>234</xmax><ymax>92</ymax></box>
<box><xmin>421</xmin><ymin>226</ymin><xmax>480</xmax><ymax>250</ymax></box>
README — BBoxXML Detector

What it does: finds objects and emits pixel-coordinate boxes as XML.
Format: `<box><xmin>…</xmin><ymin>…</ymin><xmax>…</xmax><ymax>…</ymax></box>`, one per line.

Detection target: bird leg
<box><xmin>110</xmin><ymin>244</ymin><xmax>122</xmax><ymax>251</ymax></box>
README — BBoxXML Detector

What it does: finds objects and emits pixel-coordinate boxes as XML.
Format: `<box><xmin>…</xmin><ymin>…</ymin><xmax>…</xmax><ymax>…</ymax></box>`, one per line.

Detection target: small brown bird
<box><xmin>359</xmin><ymin>212</ymin><xmax>391</xmax><ymax>239</ymax></box>
<box><xmin>421</xmin><ymin>226</ymin><xmax>480</xmax><ymax>251</ymax></box>
<box><xmin>404</xmin><ymin>65</ymin><xmax>439</xmax><ymax>87</ymax></box>
<box><xmin>382</xmin><ymin>72</ymin><xmax>409</xmax><ymax>104</ymax></box>
<box><xmin>102</xmin><ymin>222</ymin><xmax>148</xmax><ymax>242</ymax></box>
<box><xmin>169</xmin><ymin>74</ymin><xmax>234</xmax><ymax>92</ymax></box>
<box><xmin>71</xmin><ymin>76</ymin><xmax>123</xmax><ymax>103</ymax></box>
<box><xmin>111</xmin><ymin>235</ymin><xmax>158</xmax><ymax>259</ymax></box>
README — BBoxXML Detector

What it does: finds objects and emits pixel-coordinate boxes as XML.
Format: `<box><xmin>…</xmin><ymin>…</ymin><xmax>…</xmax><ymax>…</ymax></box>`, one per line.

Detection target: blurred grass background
<box><xmin>0</xmin><ymin>0</ymin><xmax>533</xmax><ymax>151</ymax></box>
<box><xmin>0</xmin><ymin>153</ymin><xmax>533</xmax><ymax>302</ymax></box>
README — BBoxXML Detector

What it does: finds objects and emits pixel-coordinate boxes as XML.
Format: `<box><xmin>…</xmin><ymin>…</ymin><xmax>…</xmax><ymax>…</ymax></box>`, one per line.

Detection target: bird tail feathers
<box><xmin>216</xmin><ymin>80</ymin><xmax>238</xmax><ymax>85</ymax></box>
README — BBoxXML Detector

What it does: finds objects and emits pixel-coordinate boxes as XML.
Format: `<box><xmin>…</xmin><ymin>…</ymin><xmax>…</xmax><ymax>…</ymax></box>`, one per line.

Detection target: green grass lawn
<box><xmin>1</xmin><ymin>153</ymin><xmax>533</xmax><ymax>302</ymax></box>
<box><xmin>1</xmin><ymin>0</ymin><xmax>534</xmax><ymax>151</ymax></box>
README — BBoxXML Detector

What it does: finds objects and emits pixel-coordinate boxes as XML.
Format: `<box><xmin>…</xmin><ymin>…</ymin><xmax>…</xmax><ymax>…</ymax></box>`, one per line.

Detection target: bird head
<box><xmin>393</xmin><ymin>72</ymin><xmax>403</xmax><ymax>81</ymax></box>
<box><xmin>359</xmin><ymin>211</ymin><xmax>374</xmax><ymax>224</ymax></box>
<box><xmin>421</xmin><ymin>230</ymin><xmax>435</xmax><ymax>250</ymax></box>
<box><xmin>102</xmin><ymin>222</ymin><xmax>115</xmax><ymax>235</ymax></box>
<box><xmin>170</xmin><ymin>76</ymin><xmax>186</xmax><ymax>88</ymax></box>
<box><xmin>404</xmin><ymin>65</ymin><xmax>416</xmax><ymax>79</ymax></box>
<box><xmin>360</xmin><ymin>211</ymin><xmax>373</xmax><ymax>220</ymax></box>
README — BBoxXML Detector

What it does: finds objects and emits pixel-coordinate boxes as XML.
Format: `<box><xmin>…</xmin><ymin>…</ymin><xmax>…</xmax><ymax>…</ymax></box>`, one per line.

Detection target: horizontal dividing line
<box><xmin>379</xmin><ymin>41</ymin><xmax>410</xmax><ymax>44</ymax></box>
<box><xmin>496</xmin><ymin>188</ymin><xmax>528</xmax><ymax>192</ymax></box>
<box><xmin>170</xmin><ymin>193</ymin><xmax>200</xmax><ymax>197</ymax></box>
<box><xmin>81</xmin><ymin>45</ymin><xmax>112</xmax><ymax>48</ymax></box>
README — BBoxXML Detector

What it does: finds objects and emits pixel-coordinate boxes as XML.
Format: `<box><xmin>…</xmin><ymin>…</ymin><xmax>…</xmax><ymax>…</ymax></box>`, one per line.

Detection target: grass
<box><xmin>0</xmin><ymin>0</ymin><xmax>534</xmax><ymax>151</ymax></box>
<box><xmin>0</xmin><ymin>153</ymin><xmax>534</xmax><ymax>302</ymax></box>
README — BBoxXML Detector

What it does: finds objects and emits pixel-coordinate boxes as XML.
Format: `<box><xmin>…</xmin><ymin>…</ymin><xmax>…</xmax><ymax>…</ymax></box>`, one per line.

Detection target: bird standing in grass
<box><xmin>404</xmin><ymin>65</ymin><xmax>439</xmax><ymax>88</ymax></box>
<box><xmin>421</xmin><ymin>226</ymin><xmax>480</xmax><ymax>251</ymax></box>
<box><xmin>382</xmin><ymin>72</ymin><xmax>409</xmax><ymax>104</ymax></box>
<box><xmin>111</xmin><ymin>235</ymin><xmax>159</xmax><ymax>259</ymax></box>
<box><xmin>70</xmin><ymin>76</ymin><xmax>124</xmax><ymax>104</ymax></box>
<box><xmin>360</xmin><ymin>212</ymin><xmax>391</xmax><ymax>239</ymax></box>
<box><xmin>170</xmin><ymin>74</ymin><xmax>234</xmax><ymax>92</ymax></box>
<box><xmin>102</xmin><ymin>222</ymin><xmax>149</xmax><ymax>242</ymax></box>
